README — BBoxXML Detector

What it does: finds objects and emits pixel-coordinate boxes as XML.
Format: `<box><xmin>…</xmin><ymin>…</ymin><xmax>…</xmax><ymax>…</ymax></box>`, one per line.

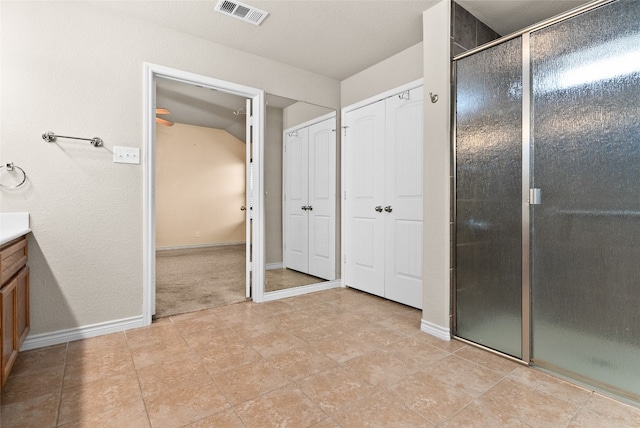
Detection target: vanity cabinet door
<box><xmin>1</xmin><ymin>277</ymin><xmax>18</xmax><ymax>386</ymax></box>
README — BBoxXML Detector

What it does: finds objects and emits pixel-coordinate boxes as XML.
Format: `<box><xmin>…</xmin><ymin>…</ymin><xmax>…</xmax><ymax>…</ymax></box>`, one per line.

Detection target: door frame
<box><xmin>142</xmin><ymin>63</ymin><xmax>265</xmax><ymax>325</ymax></box>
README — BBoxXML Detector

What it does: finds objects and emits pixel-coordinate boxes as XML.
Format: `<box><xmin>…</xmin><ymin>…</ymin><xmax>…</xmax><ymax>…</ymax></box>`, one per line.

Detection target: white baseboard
<box><xmin>20</xmin><ymin>315</ymin><xmax>146</xmax><ymax>351</ymax></box>
<box><xmin>156</xmin><ymin>241</ymin><xmax>245</xmax><ymax>251</ymax></box>
<box><xmin>265</xmin><ymin>262</ymin><xmax>283</xmax><ymax>271</ymax></box>
<box><xmin>420</xmin><ymin>319</ymin><xmax>451</xmax><ymax>341</ymax></box>
<box><xmin>261</xmin><ymin>280</ymin><xmax>341</xmax><ymax>301</ymax></box>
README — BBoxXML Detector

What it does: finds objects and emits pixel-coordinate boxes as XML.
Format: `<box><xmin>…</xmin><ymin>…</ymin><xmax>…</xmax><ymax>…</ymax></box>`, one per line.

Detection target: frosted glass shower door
<box><xmin>530</xmin><ymin>0</ymin><xmax>640</xmax><ymax>399</ymax></box>
<box><xmin>455</xmin><ymin>38</ymin><xmax>523</xmax><ymax>358</ymax></box>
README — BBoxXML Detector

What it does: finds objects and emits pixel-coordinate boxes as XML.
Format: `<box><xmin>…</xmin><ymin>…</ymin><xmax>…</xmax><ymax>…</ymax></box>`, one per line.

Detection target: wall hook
<box><xmin>429</xmin><ymin>92</ymin><xmax>439</xmax><ymax>103</ymax></box>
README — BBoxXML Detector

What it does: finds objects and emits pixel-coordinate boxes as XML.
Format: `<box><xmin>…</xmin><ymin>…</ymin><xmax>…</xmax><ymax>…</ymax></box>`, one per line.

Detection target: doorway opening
<box><xmin>143</xmin><ymin>63</ymin><xmax>265</xmax><ymax>325</ymax></box>
<box><xmin>154</xmin><ymin>77</ymin><xmax>250</xmax><ymax>317</ymax></box>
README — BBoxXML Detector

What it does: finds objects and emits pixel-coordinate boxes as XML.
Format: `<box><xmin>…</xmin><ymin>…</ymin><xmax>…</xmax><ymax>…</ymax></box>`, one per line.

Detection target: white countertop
<box><xmin>0</xmin><ymin>212</ymin><xmax>31</xmax><ymax>246</ymax></box>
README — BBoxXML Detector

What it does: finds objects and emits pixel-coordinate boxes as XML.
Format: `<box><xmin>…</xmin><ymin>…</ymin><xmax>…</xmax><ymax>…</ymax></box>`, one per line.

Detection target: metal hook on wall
<box><xmin>429</xmin><ymin>92</ymin><xmax>439</xmax><ymax>103</ymax></box>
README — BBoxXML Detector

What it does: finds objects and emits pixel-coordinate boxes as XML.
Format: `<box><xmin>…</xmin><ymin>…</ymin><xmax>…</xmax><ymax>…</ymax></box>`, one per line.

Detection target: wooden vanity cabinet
<box><xmin>0</xmin><ymin>236</ymin><xmax>30</xmax><ymax>387</ymax></box>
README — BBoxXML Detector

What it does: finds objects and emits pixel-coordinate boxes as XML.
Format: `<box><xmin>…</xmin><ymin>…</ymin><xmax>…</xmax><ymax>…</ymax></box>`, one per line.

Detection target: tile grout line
<box><xmin>174</xmin><ymin>311</ymin><xmax>253</xmax><ymax>426</ymax></box>
<box><xmin>124</xmin><ymin>329</ymin><xmax>154</xmax><ymax>428</ymax></box>
<box><xmin>565</xmin><ymin>391</ymin><xmax>594</xmax><ymax>428</ymax></box>
<box><xmin>53</xmin><ymin>341</ymin><xmax>69</xmax><ymax>428</ymax></box>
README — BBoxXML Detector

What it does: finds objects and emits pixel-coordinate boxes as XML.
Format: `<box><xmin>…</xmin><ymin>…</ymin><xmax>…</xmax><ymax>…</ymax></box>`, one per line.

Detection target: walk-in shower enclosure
<box><xmin>454</xmin><ymin>0</ymin><xmax>640</xmax><ymax>403</ymax></box>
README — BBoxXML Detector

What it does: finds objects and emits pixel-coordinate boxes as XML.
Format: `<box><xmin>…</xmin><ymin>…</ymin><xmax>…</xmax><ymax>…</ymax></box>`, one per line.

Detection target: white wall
<box><xmin>340</xmin><ymin>42</ymin><xmax>424</xmax><ymax>107</ymax></box>
<box><xmin>0</xmin><ymin>1</ymin><xmax>340</xmax><ymax>337</ymax></box>
<box><xmin>156</xmin><ymin>123</ymin><xmax>245</xmax><ymax>248</ymax></box>
<box><xmin>283</xmin><ymin>102</ymin><xmax>334</xmax><ymax>130</ymax></box>
<box><xmin>421</xmin><ymin>0</ymin><xmax>452</xmax><ymax>338</ymax></box>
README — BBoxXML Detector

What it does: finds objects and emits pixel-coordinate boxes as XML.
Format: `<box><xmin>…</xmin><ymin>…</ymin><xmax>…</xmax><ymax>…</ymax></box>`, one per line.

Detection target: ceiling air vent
<box><xmin>215</xmin><ymin>0</ymin><xmax>269</xmax><ymax>26</ymax></box>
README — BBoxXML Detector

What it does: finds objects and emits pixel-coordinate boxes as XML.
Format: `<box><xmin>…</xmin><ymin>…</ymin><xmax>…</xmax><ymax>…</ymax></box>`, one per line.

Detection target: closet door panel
<box><xmin>345</xmin><ymin>101</ymin><xmax>386</xmax><ymax>297</ymax></box>
<box><xmin>308</xmin><ymin>118</ymin><xmax>336</xmax><ymax>280</ymax></box>
<box><xmin>384</xmin><ymin>87</ymin><xmax>424</xmax><ymax>308</ymax></box>
<box><xmin>284</xmin><ymin>128</ymin><xmax>309</xmax><ymax>273</ymax></box>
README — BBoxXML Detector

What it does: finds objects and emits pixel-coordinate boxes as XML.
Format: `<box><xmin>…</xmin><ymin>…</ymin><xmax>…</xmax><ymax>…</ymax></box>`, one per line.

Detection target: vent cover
<box><xmin>215</xmin><ymin>0</ymin><xmax>268</xmax><ymax>26</ymax></box>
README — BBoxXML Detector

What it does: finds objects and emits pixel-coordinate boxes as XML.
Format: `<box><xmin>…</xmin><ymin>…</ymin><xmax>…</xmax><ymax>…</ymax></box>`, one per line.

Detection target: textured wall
<box><xmin>0</xmin><ymin>1</ymin><xmax>340</xmax><ymax>336</ymax></box>
<box><xmin>340</xmin><ymin>42</ymin><xmax>424</xmax><ymax>107</ymax></box>
<box><xmin>156</xmin><ymin>124</ymin><xmax>246</xmax><ymax>248</ymax></box>
<box><xmin>422</xmin><ymin>1</ymin><xmax>452</xmax><ymax>333</ymax></box>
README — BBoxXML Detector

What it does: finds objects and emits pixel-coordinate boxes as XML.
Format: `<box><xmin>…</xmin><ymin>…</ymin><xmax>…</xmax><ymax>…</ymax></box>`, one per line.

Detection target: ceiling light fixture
<box><xmin>214</xmin><ymin>0</ymin><xmax>268</xmax><ymax>26</ymax></box>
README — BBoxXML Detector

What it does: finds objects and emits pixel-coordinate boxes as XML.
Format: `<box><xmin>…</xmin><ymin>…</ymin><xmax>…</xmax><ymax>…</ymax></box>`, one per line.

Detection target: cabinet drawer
<box><xmin>0</xmin><ymin>237</ymin><xmax>27</xmax><ymax>285</ymax></box>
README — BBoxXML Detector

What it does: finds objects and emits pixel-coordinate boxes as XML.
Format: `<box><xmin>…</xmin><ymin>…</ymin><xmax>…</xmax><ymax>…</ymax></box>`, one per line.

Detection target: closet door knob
<box><xmin>384</xmin><ymin>206</ymin><xmax>393</xmax><ymax>213</ymax></box>
<box><xmin>301</xmin><ymin>205</ymin><xmax>307</xmax><ymax>211</ymax></box>
<box><xmin>375</xmin><ymin>206</ymin><xmax>383</xmax><ymax>212</ymax></box>
<box><xmin>307</xmin><ymin>205</ymin><xmax>313</xmax><ymax>211</ymax></box>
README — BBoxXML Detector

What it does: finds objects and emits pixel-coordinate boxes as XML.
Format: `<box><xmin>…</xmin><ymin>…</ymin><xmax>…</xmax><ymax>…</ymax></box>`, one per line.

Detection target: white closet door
<box><xmin>308</xmin><ymin>118</ymin><xmax>336</xmax><ymax>280</ymax></box>
<box><xmin>345</xmin><ymin>100</ymin><xmax>386</xmax><ymax>297</ymax></box>
<box><xmin>384</xmin><ymin>87</ymin><xmax>423</xmax><ymax>308</ymax></box>
<box><xmin>283</xmin><ymin>127</ymin><xmax>309</xmax><ymax>273</ymax></box>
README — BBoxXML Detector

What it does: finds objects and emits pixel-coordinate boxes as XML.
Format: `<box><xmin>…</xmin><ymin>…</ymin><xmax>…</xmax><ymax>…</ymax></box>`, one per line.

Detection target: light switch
<box><xmin>113</xmin><ymin>146</ymin><xmax>140</xmax><ymax>164</ymax></box>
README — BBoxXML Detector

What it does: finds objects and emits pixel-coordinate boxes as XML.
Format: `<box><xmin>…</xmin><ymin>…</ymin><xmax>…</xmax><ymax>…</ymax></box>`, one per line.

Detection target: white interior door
<box><xmin>245</xmin><ymin>98</ymin><xmax>252</xmax><ymax>298</ymax></box>
<box><xmin>344</xmin><ymin>100</ymin><xmax>386</xmax><ymax>297</ymax></box>
<box><xmin>308</xmin><ymin>117</ymin><xmax>336</xmax><ymax>280</ymax></box>
<box><xmin>384</xmin><ymin>87</ymin><xmax>423</xmax><ymax>309</ymax></box>
<box><xmin>283</xmin><ymin>127</ymin><xmax>309</xmax><ymax>273</ymax></box>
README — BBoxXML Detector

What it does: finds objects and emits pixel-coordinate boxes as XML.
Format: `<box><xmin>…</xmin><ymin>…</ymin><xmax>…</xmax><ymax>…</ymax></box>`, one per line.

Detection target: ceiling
<box><xmin>456</xmin><ymin>0</ymin><xmax>590</xmax><ymax>36</ymax></box>
<box><xmin>94</xmin><ymin>0</ymin><xmax>591</xmax><ymax>82</ymax></box>
<box><xmin>123</xmin><ymin>0</ymin><xmax>592</xmax><ymax>132</ymax></box>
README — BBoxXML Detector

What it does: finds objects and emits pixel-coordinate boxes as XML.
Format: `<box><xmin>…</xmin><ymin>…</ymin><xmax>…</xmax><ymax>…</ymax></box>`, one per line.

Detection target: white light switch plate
<box><xmin>113</xmin><ymin>146</ymin><xmax>140</xmax><ymax>164</ymax></box>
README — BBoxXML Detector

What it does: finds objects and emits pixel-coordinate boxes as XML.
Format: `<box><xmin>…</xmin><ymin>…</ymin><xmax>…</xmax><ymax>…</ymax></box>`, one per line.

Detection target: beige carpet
<box><xmin>155</xmin><ymin>245</ymin><xmax>247</xmax><ymax>318</ymax></box>
<box><xmin>156</xmin><ymin>246</ymin><xmax>333</xmax><ymax>318</ymax></box>
<box><xmin>265</xmin><ymin>268</ymin><xmax>325</xmax><ymax>292</ymax></box>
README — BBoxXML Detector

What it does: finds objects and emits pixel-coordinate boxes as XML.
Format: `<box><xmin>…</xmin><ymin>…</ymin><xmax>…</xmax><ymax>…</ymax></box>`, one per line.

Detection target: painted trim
<box><xmin>265</xmin><ymin>262</ymin><xmax>283</xmax><ymax>270</ymax></box>
<box><xmin>261</xmin><ymin>280</ymin><xmax>342</xmax><ymax>301</ymax></box>
<box><xmin>420</xmin><ymin>319</ymin><xmax>451</xmax><ymax>341</ymax></box>
<box><xmin>21</xmin><ymin>316</ymin><xmax>145</xmax><ymax>351</ymax></box>
<box><xmin>341</xmin><ymin>78</ymin><xmax>424</xmax><ymax>115</ymax></box>
<box><xmin>156</xmin><ymin>241</ymin><xmax>245</xmax><ymax>251</ymax></box>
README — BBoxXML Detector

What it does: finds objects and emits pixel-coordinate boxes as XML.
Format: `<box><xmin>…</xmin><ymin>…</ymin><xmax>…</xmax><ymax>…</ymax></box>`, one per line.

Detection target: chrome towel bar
<box><xmin>42</xmin><ymin>131</ymin><xmax>103</xmax><ymax>147</ymax></box>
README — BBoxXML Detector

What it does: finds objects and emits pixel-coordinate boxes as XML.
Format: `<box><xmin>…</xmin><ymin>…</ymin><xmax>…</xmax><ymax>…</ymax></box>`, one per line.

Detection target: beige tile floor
<box><xmin>2</xmin><ymin>288</ymin><xmax>640</xmax><ymax>427</ymax></box>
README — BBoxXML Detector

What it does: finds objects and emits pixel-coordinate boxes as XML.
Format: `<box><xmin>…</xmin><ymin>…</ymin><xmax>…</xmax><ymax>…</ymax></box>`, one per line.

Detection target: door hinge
<box><xmin>341</xmin><ymin>126</ymin><xmax>349</xmax><ymax>136</ymax></box>
<box><xmin>343</xmin><ymin>254</ymin><xmax>346</xmax><ymax>264</ymax></box>
<box><xmin>343</xmin><ymin>190</ymin><xmax>347</xmax><ymax>200</ymax></box>
<box><xmin>529</xmin><ymin>188</ymin><xmax>542</xmax><ymax>205</ymax></box>
<box><xmin>248</xmin><ymin>115</ymin><xmax>254</xmax><ymax>126</ymax></box>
